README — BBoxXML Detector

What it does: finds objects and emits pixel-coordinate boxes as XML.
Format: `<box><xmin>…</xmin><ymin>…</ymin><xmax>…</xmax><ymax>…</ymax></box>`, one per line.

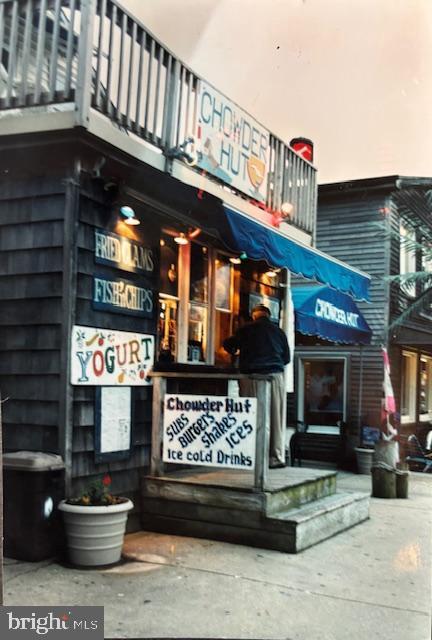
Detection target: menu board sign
<box><xmin>163</xmin><ymin>394</ymin><xmax>257</xmax><ymax>469</ymax></box>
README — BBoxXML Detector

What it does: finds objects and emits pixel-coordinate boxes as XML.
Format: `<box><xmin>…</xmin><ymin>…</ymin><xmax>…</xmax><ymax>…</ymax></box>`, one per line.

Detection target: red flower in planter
<box><xmin>67</xmin><ymin>473</ymin><xmax>127</xmax><ymax>506</ymax></box>
<box><xmin>102</xmin><ymin>474</ymin><xmax>111</xmax><ymax>487</ymax></box>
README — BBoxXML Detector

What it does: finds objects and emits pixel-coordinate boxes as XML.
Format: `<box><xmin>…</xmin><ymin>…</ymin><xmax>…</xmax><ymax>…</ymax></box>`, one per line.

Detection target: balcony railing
<box><xmin>0</xmin><ymin>0</ymin><xmax>316</xmax><ymax>235</ymax></box>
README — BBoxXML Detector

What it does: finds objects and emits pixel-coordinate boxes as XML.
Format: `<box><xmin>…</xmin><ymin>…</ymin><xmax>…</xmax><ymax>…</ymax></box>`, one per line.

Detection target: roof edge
<box><xmin>319</xmin><ymin>175</ymin><xmax>432</xmax><ymax>195</ymax></box>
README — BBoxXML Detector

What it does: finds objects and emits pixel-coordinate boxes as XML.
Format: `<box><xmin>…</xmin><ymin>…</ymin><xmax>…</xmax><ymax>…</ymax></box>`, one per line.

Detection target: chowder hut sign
<box><xmin>71</xmin><ymin>325</ymin><xmax>154</xmax><ymax>385</ymax></box>
<box><xmin>195</xmin><ymin>82</ymin><xmax>270</xmax><ymax>202</ymax></box>
<box><xmin>163</xmin><ymin>394</ymin><xmax>257</xmax><ymax>469</ymax></box>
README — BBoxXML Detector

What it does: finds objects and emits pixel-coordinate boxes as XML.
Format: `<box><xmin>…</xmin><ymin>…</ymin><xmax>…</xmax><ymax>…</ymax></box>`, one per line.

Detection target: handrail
<box><xmin>0</xmin><ymin>0</ymin><xmax>316</xmax><ymax>235</ymax></box>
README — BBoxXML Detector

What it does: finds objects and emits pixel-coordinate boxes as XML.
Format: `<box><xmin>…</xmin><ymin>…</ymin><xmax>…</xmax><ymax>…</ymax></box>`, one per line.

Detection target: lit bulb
<box><xmin>174</xmin><ymin>232</ymin><xmax>188</xmax><ymax>245</ymax></box>
<box><xmin>124</xmin><ymin>217</ymin><xmax>140</xmax><ymax>226</ymax></box>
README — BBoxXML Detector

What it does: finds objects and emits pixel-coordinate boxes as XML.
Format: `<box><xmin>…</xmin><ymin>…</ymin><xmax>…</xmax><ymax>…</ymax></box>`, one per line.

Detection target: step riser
<box><xmin>139</xmin><ymin>513</ymin><xmax>297</xmax><ymax>553</ymax></box>
<box><xmin>142</xmin><ymin>478</ymin><xmax>264</xmax><ymax>512</ymax></box>
<box><xmin>141</xmin><ymin>496</ymin><xmax>264</xmax><ymax>529</ymax></box>
<box><xmin>143</xmin><ymin>474</ymin><xmax>337</xmax><ymax>517</ymax></box>
<box><xmin>265</xmin><ymin>475</ymin><xmax>336</xmax><ymax>515</ymax></box>
<box><xmin>139</xmin><ymin>494</ymin><xmax>370</xmax><ymax>554</ymax></box>
<box><xmin>295</xmin><ymin>495</ymin><xmax>370</xmax><ymax>551</ymax></box>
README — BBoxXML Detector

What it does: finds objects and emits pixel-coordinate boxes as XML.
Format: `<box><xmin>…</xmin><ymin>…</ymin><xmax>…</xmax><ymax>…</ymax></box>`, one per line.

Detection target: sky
<box><xmin>124</xmin><ymin>0</ymin><xmax>432</xmax><ymax>184</ymax></box>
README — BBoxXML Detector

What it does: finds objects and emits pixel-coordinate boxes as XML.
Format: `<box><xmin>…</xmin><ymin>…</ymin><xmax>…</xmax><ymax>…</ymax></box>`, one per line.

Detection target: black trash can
<box><xmin>3</xmin><ymin>451</ymin><xmax>65</xmax><ymax>561</ymax></box>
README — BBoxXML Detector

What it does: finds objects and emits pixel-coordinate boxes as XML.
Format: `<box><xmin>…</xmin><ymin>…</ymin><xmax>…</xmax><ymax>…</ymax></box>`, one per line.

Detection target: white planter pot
<box><xmin>355</xmin><ymin>447</ymin><xmax>374</xmax><ymax>474</ymax></box>
<box><xmin>58</xmin><ymin>499</ymin><xmax>133</xmax><ymax>566</ymax></box>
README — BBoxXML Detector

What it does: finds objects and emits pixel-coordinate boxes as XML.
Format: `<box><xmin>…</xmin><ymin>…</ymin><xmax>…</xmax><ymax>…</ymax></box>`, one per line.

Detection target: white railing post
<box><xmin>75</xmin><ymin>0</ymin><xmax>96</xmax><ymax>128</ymax></box>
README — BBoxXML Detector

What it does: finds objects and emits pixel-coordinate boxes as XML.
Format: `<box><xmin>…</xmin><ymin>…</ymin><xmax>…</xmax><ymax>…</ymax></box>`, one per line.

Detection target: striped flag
<box><xmin>382</xmin><ymin>347</ymin><xmax>398</xmax><ymax>440</ymax></box>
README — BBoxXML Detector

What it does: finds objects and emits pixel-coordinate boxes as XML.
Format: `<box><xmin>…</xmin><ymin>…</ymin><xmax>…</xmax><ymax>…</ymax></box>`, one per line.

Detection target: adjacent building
<box><xmin>290</xmin><ymin>176</ymin><xmax>432</xmax><ymax>463</ymax></box>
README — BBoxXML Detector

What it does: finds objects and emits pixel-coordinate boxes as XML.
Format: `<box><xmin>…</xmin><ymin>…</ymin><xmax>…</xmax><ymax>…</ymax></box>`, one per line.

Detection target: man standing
<box><xmin>223</xmin><ymin>304</ymin><xmax>290</xmax><ymax>468</ymax></box>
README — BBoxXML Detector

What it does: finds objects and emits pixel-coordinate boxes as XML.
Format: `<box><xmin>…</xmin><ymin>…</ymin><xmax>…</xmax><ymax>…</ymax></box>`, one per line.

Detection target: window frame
<box><xmin>400</xmin><ymin>350</ymin><xmax>418</xmax><ymax>424</ymax></box>
<box><xmin>419</xmin><ymin>354</ymin><xmax>432</xmax><ymax>422</ymax></box>
<box><xmin>174</xmin><ymin>242</ymin><xmax>235</xmax><ymax>365</ymax></box>
<box><xmin>296</xmin><ymin>352</ymin><xmax>351</xmax><ymax>432</ymax></box>
<box><xmin>399</xmin><ymin>222</ymin><xmax>417</xmax><ymax>298</ymax></box>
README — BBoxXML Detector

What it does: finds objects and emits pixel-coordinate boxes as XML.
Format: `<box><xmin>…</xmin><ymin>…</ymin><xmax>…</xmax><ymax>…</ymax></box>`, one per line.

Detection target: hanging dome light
<box><xmin>120</xmin><ymin>206</ymin><xmax>140</xmax><ymax>226</ymax></box>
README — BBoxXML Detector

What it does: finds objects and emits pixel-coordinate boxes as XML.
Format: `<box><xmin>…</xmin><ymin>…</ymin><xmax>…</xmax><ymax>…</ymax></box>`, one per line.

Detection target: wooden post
<box><xmin>58</xmin><ymin>161</ymin><xmax>80</xmax><ymax>496</ymax></box>
<box><xmin>75</xmin><ymin>0</ymin><xmax>96</xmax><ymax>128</ymax></box>
<box><xmin>254</xmin><ymin>378</ymin><xmax>270</xmax><ymax>491</ymax></box>
<box><xmin>371</xmin><ymin>464</ymin><xmax>397</xmax><ymax>499</ymax></box>
<box><xmin>151</xmin><ymin>376</ymin><xmax>167</xmax><ymax>477</ymax></box>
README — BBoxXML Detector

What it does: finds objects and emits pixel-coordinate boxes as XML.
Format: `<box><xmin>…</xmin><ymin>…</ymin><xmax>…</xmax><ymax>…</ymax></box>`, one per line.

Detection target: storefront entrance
<box><xmin>297</xmin><ymin>355</ymin><xmax>349</xmax><ymax>434</ymax></box>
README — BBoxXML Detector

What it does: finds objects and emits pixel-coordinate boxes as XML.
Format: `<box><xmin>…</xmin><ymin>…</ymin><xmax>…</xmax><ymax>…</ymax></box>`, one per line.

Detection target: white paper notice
<box><xmin>100</xmin><ymin>387</ymin><xmax>131</xmax><ymax>453</ymax></box>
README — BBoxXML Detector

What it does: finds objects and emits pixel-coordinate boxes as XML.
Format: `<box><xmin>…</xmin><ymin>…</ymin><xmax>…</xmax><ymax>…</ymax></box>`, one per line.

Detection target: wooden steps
<box><xmin>140</xmin><ymin>467</ymin><xmax>370</xmax><ymax>553</ymax></box>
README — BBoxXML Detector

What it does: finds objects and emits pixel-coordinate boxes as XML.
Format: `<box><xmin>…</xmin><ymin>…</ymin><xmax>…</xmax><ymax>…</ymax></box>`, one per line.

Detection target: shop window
<box><xmin>158</xmin><ymin>298</ymin><xmax>177</xmax><ymax>362</ymax></box>
<box><xmin>157</xmin><ymin>235</ymin><xmax>179</xmax><ymax>362</ymax></box>
<box><xmin>188</xmin><ymin>243</ymin><xmax>209</xmax><ymax>362</ymax></box>
<box><xmin>300</xmin><ymin>359</ymin><xmax>345</xmax><ymax>427</ymax></box>
<box><xmin>158</xmin><ymin>239</ymin><xmax>285</xmax><ymax>367</ymax></box>
<box><xmin>214</xmin><ymin>254</ymin><xmax>234</xmax><ymax>366</ymax></box>
<box><xmin>400</xmin><ymin>223</ymin><xmax>416</xmax><ymax>298</ymax></box>
<box><xmin>419</xmin><ymin>355</ymin><xmax>432</xmax><ymax>421</ymax></box>
<box><xmin>401</xmin><ymin>351</ymin><xmax>417</xmax><ymax>424</ymax></box>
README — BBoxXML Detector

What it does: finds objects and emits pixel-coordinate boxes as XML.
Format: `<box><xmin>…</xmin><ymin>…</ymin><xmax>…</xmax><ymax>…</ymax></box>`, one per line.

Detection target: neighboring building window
<box><xmin>300</xmin><ymin>359</ymin><xmax>345</xmax><ymax>428</ymax></box>
<box><xmin>419</xmin><ymin>355</ymin><xmax>432</xmax><ymax>421</ymax></box>
<box><xmin>399</xmin><ymin>223</ymin><xmax>416</xmax><ymax>297</ymax></box>
<box><xmin>401</xmin><ymin>351</ymin><xmax>417</xmax><ymax>424</ymax></box>
<box><xmin>421</xmin><ymin>242</ymin><xmax>432</xmax><ymax>293</ymax></box>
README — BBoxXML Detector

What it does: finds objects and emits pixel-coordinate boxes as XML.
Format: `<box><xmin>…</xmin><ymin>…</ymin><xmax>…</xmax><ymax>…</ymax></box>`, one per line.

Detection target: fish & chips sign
<box><xmin>163</xmin><ymin>394</ymin><xmax>257</xmax><ymax>469</ymax></box>
<box><xmin>71</xmin><ymin>325</ymin><xmax>154</xmax><ymax>385</ymax></box>
<box><xmin>194</xmin><ymin>82</ymin><xmax>270</xmax><ymax>202</ymax></box>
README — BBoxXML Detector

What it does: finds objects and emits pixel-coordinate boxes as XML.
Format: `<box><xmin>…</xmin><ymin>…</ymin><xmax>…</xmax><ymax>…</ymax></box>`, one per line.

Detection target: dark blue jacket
<box><xmin>223</xmin><ymin>317</ymin><xmax>290</xmax><ymax>374</ymax></box>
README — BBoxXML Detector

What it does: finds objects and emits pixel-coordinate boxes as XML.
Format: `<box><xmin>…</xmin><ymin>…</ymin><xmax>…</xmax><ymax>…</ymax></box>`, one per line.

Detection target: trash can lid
<box><xmin>3</xmin><ymin>451</ymin><xmax>65</xmax><ymax>471</ymax></box>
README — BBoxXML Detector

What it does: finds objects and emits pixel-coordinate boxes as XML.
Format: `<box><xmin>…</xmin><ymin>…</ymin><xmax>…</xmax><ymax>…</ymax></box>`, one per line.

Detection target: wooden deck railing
<box><xmin>0</xmin><ymin>0</ymin><xmax>317</xmax><ymax>235</ymax></box>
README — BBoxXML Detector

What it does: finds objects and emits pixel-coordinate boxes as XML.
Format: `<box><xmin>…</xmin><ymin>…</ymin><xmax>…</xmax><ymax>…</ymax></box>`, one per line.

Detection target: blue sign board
<box><xmin>94</xmin><ymin>228</ymin><xmax>155</xmax><ymax>275</ymax></box>
<box><xmin>93</xmin><ymin>274</ymin><xmax>154</xmax><ymax>318</ymax></box>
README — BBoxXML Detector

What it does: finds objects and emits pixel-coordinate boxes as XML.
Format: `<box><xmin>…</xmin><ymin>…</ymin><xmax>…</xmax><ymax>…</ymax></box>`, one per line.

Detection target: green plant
<box><xmin>67</xmin><ymin>474</ymin><xmax>127</xmax><ymax>506</ymax></box>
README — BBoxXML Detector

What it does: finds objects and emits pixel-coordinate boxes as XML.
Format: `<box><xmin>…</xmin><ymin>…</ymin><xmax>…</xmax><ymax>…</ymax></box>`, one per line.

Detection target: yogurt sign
<box><xmin>71</xmin><ymin>325</ymin><xmax>154</xmax><ymax>385</ymax></box>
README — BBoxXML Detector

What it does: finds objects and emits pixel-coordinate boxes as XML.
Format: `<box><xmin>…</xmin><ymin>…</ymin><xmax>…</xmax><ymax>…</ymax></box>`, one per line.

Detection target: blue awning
<box><xmin>291</xmin><ymin>285</ymin><xmax>372</xmax><ymax>345</ymax></box>
<box><xmin>223</xmin><ymin>206</ymin><xmax>370</xmax><ymax>301</ymax></box>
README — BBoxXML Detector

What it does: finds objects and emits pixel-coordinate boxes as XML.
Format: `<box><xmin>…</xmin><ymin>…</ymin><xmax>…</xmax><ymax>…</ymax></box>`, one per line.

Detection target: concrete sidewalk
<box><xmin>4</xmin><ymin>471</ymin><xmax>432</xmax><ymax>639</ymax></box>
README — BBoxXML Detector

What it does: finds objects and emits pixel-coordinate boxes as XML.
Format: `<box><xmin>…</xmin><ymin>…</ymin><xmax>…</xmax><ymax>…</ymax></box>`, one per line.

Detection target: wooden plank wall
<box><xmin>71</xmin><ymin>181</ymin><xmax>160</xmax><ymax>524</ymax></box>
<box><xmin>287</xmin><ymin>190</ymin><xmax>391</xmax><ymax>438</ymax></box>
<box><xmin>0</xmin><ymin>177</ymin><xmax>66</xmax><ymax>453</ymax></box>
<box><xmin>317</xmin><ymin>192</ymin><xmax>390</xmax><ymax>343</ymax></box>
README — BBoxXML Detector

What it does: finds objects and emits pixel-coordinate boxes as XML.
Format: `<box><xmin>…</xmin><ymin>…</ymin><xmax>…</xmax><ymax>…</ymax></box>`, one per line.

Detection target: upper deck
<box><xmin>0</xmin><ymin>0</ymin><xmax>316</xmax><ymax>242</ymax></box>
